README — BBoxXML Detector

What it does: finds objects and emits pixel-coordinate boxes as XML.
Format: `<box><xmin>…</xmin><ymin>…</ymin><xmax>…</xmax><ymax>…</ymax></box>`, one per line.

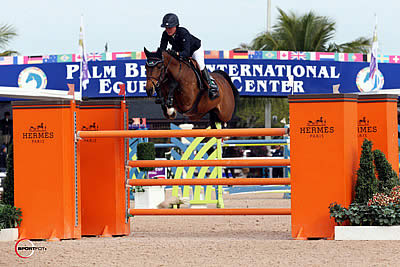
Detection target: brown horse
<box><xmin>144</xmin><ymin>48</ymin><xmax>239</xmax><ymax>125</ymax></box>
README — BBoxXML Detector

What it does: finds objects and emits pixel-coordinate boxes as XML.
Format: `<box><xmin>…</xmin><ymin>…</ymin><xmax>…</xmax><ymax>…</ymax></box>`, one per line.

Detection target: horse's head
<box><xmin>26</xmin><ymin>73</ymin><xmax>42</xmax><ymax>89</ymax></box>
<box><xmin>144</xmin><ymin>47</ymin><xmax>165</xmax><ymax>97</ymax></box>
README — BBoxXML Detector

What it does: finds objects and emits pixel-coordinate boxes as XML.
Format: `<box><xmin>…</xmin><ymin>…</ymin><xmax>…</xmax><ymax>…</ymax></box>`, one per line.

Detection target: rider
<box><xmin>158</xmin><ymin>13</ymin><xmax>219</xmax><ymax>103</ymax></box>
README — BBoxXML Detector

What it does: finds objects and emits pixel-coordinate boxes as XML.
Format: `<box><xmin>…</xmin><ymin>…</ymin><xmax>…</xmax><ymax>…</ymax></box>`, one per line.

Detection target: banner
<box><xmin>0</xmin><ymin>58</ymin><xmax>397</xmax><ymax>99</ymax></box>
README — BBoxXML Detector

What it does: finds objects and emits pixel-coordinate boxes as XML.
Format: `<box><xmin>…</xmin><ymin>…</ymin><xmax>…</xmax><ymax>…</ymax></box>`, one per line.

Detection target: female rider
<box><xmin>158</xmin><ymin>13</ymin><xmax>219</xmax><ymax>103</ymax></box>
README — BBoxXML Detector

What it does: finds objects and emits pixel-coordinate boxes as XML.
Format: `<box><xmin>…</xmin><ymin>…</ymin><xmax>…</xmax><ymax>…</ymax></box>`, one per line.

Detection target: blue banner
<box><xmin>0</xmin><ymin>58</ymin><xmax>398</xmax><ymax>98</ymax></box>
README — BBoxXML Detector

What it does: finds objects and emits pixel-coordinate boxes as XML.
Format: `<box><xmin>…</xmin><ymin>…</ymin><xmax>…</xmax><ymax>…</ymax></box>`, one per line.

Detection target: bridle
<box><xmin>145</xmin><ymin>52</ymin><xmax>185</xmax><ymax>110</ymax></box>
<box><xmin>146</xmin><ymin>55</ymin><xmax>172</xmax><ymax>89</ymax></box>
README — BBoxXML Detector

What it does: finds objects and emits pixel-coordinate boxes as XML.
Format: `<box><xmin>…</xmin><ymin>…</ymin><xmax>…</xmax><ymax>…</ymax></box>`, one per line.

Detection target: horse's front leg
<box><xmin>165</xmin><ymin>81</ymin><xmax>178</xmax><ymax>118</ymax></box>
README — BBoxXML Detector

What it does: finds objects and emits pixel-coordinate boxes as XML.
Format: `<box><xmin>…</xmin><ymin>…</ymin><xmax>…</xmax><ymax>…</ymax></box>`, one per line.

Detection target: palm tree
<box><xmin>235</xmin><ymin>8</ymin><xmax>371</xmax><ymax>129</ymax></box>
<box><xmin>0</xmin><ymin>24</ymin><xmax>17</xmax><ymax>56</ymax></box>
<box><xmin>242</xmin><ymin>8</ymin><xmax>370</xmax><ymax>53</ymax></box>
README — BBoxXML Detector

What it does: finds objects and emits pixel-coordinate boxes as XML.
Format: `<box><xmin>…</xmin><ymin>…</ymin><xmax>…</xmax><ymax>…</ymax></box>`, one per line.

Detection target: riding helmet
<box><xmin>161</xmin><ymin>13</ymin><xmax>179</xmax><ymax>28</ymax></box>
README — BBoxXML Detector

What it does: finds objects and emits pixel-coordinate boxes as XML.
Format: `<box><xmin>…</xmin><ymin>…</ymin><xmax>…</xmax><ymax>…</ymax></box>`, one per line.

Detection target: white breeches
<box><xmin>192</xmin><ymin>45</ymin><xmax>205</xmax><ymax>70</ymax></box>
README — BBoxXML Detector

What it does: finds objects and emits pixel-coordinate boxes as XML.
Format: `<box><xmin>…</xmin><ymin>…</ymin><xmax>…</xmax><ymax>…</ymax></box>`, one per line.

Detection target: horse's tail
<box><xmin>213</xmin><ymin>70</ymin><xmax>240</xmax><ymax>116</ymax></box>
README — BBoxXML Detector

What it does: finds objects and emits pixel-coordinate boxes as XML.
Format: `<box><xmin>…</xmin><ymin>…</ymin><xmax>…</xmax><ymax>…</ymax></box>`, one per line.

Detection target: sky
<box><xmin>2</xmin><ymin>0</ymin><xmax>399</xmax><ymax>56</ymax></box>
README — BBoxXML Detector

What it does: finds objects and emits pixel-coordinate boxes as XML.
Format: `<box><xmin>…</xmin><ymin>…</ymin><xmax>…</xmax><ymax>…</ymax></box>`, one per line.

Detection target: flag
<box><xmin>72</xmin><ymin>54</ymin><xmax>82</xmax><ymax>62</ymax></box>
<box><xmin>131</xmin><ymin>51</ymin><xmax>145</xmax><ymax>59</ymax></box>
<box><xmin>57</xmin><ymin>54</ymin><xmax>73</xmax><ymax>62</ymax></box>
<box><xmin>43</xmin><ymin>55</ymin><xmax>58</xmax><ymax>63</ymax></box>
<box><xmin>132</xmin><ymin>118</ymin><xmax>140</xmax><ymax>125</ymax></box>
<box><xmin>389</xmin><ymin>55</ymin><xmax>400</xmax><ymax>64</ymax></box>
<box><xmin>277</xmin><ymin>51</ymin><xmax>289</xmax><ymax>60</ymax></box>
<box><xmin>332</xmin><ymin>84</ymin><xmax>340</xmax><ymax>94</ymax></box>
<box><xmin>309</xmin><ymin>52</ymin><xmax>316</xmax><ymax>61</ymax></box>
<box><xmin>348</xmin><ymin>53</ymin><xmax>363</xmax><ymax>62</ymax></box>
<box><xmin>369</xmin><ymin>15</ymin><xmax>378</xmax><ymax>79</ymax></box>
<box><xmin>220</xmin><ymin>50</ymin><xmax>230</xmax><ymax>59</ymax></box>
<box><xmin>139</xmin><ymin>51</ymin><xmax>146</xmax><ymax>59</ymax></box>
<box><xmin>377</xmin><ymin>54</ymin><xmax>389</xmax><ymax>63</ymax></box>
<box><xmin>67</xmin><ymin>83</ymin><xmax>75</xmax><ymax>96</ymax></box>
<box><xmin>87</xmin><ymin>52</ymin><xmax>103</xmax><ymax>61</ymax></box>
<box><xmin>118</xmin><ymin>83</ymin><xmax>126</xmax><ymax>102</ymax></box>
<box><xmin>230</xmin><ymin>50</ymin><xmax>248</xmax><ymax>59</ymax></box>
<box><xmin>204</xmin><ymin>50</ymin><xmax>220</xmax><ymax>59</ymax></box>
<box><xmin>262</xmin><ymin>51</ymin><xmax>277</xmax><ymax>59</ymax></box>
<box><xmin>118</xmin><ymin>83</ymin><xmax>126</xmax><ymax>96</ymax></box>
<box><xmin>316</xmin><ymin>52</ymin><xmax>335</xmax><ymax>61</ymax></box>
<box><xmin>337</xmin><ymin>53</ymin><xmax>348</xmax><ymax>62</ymax></box>
<box><xmin>112</xmin><ymin>52</ymin><xmax>132</xmax><ymax>60</ymax></box>
<box><xmin>140</xmin><ymin>118</ymin><xmax>147</xmax><ymax>128</ymax></box>
<box><xmin>0</xmin><ymin>56</ymin><xmax>14</xmax><ymax>65</ymax></box>
<box><xmin>248</xmin><ymin>51</ymin><xmax>263</xmax><ymax>59</ymax></box>
<box><xmin>25</xmin><ymin>56</ymin><xmax>43</xmax><ymax>64</ymax></box>
<box><xmin>102</xmin><ymin>52</ymin><xmax>112</xmax><ymax>61</ymax></box>
<box><xmin>289</xmin><ymin>52</ymin><xmax>306</xmax><ymax>60</ymax></box>
<box><xmin>79</xmin><ymin>15</ymin><xmax>89</xmax><ymax>90</ymax></box>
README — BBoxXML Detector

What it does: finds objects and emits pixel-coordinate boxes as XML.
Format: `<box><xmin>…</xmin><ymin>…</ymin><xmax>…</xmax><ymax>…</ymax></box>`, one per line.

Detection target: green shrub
<box><xmin>330</xmin><ymin>202</ymin><xmax>400</xmax><ymax>226</ymax></box>
<box><xmin>330</xmin><ymin>139</ymin><xmax>400</xmax><ymax>226</ymax></box>
<box><xmin>0</xmin><ymin>204</ymin><xmax>22</xmax><ymax>229</ymax></box>
<box><xmin>354</xmin><ymin>139</ymin><xmax>378</xmax><ymax>204</ymax></box>
<box><xmin>373</xmin><ymin>149</ymin><xmax>400</xmax><ymax>194</ymax></box>
<box><xmin>137</xmin><ymin>142</ymin><xmax>155</xmax><ymax>172</ymax></box>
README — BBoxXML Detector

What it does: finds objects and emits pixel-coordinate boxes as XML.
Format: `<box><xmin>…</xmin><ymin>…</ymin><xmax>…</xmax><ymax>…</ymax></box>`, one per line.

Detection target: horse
<box><xmin>144</xmin><ymin>47</ymin><xmax>239</xmax><ymax>126</ymax></box>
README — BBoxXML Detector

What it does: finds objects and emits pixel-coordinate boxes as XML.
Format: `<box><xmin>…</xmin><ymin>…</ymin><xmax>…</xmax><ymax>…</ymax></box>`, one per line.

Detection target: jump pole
<box><xmin>128</xmin><ymin>178</ymin><xmax>291</xmax><ymax>186</ymax></box>
<box><xmin>77</xmin><ymin>128</ymin><xmax>288</xmax><ymax>139</ymax></box>
<box><xmin>128</xmin><ymin>159</ymin><xmax>290</xmax><ymax>168</ymax></box>
<box><xmin>130</xmin><ymin>208</ymin><xmax>291</xmax><ymax>216</ymax></box>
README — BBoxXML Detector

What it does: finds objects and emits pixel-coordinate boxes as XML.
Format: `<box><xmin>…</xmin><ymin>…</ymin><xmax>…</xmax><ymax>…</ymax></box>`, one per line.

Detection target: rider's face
<box><xmin>165</xmin><ymin>27</ymin><xmax>176</xmax><ymax>36</ymax></box>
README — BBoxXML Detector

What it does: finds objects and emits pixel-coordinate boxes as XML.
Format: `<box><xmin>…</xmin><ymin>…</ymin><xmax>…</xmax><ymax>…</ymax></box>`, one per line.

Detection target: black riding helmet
<box><xmin>161</xmin><ymin>13</ymin><xmax>179</xmax><ymax>28</ymax></box>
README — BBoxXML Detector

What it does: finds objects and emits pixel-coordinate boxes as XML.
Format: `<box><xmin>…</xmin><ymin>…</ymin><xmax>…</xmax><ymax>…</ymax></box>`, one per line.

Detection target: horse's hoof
<box><xmin>167</xmin><ymin>107</ymin><xmax>176</xmax><ymax>116</ymax></box>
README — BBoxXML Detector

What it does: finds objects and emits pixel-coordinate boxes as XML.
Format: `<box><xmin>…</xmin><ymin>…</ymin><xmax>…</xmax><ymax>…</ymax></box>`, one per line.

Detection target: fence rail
<box><xmin>78</xmin><ymin>128</ymin><xmax>288</xmax><ymax>139</ymax></box>
<box><xmin>128</xmin><ymin>178</ymin><xmax>291</xmax><ymax>186</ymax></box>
<box><xmin>128</xmin><ymin>159</ymin><xmax>290</xmax><ymax>168</ymax></box>
<box><xmin>129</xmin><ymin>208</ymin><xmax>292</xmax><ymax>216</ymax></box>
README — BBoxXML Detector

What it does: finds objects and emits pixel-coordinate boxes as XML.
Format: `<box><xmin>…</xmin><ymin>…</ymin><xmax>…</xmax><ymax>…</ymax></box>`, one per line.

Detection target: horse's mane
<box><xmin>164</xmin><ymin>49</ymin><xmax>181</xmax><ymax>61</ymax></box>
<box><xmin>163</xmin><ymin>49</ymin><xmax>193</xmax><ymax>67</ymax></box>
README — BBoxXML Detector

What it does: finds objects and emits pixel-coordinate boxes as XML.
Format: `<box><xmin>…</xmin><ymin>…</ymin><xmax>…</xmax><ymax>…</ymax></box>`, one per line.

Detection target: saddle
<box><xmin>168</xmin><ymin>50</ymin><xmax>207</xmax><ymax>90</ymax></box>
<box><xmin>187</xmin><ymin>58</ymin><xmax>207</xmax><ymax>90</ymax></box>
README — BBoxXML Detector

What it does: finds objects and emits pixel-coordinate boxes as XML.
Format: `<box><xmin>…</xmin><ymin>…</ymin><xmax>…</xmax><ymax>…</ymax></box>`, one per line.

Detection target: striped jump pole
<box><xmin>129</xmin><ymin>208</ymin><xmax>291</xmax><ymax>216</ymax></box>
<box><xmin>128</xmin><ymin>178</ymin><xmax>291</xmax><ymax>186</ymax></box>
<box><xmin>127</xmin><ymin>159</ymin><xmax>290</xmax><ymax>168</ymax></box>
<box><xmin>77</xmin><ymin>128</ymin><xmax>288</xmax><ymax>139</ymax></box>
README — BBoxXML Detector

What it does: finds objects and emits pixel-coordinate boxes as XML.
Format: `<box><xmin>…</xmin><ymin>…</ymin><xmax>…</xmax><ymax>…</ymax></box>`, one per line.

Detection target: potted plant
<box><xmin>0</xmin><ymin>204</ymin><xmax>22</xmax><ymax>241</ymax></box>
<box><xmin>133</xmin><ymin>142</ymin><xmax>165</xmax><ymax>209</ymax></box>
<box><xmin>330</xmin><ymin>139</ymin><xmax>400</xmax><ymax>240</ymax></box>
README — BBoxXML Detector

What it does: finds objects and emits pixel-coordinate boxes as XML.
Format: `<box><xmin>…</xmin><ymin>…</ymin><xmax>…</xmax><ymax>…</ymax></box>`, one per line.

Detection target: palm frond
<box><xmin>0</xmin><ymin>24</ymin><xmax>17</xmax><ymax>49</ymax></box>
<box><xmin>0</xmin><ymin>50</ymin><xmax>18</xmax><ymax>57</ymax></box>
<box><xmin>240</xmin><ymin>7</ymin><xmax>367</xmax><ymax>54</ymax></box>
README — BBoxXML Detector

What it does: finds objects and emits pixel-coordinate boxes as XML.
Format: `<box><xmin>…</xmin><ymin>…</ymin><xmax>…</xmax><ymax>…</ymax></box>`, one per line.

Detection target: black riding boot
<box><xmin>155</xmin><ymin>88</ymin><xmax>162</xmax><ymax>104</ymax></box>
<box><xmin>202</xmin><ymin>69</ymin><xmax>219</xmax><ymax>100</ymax></box>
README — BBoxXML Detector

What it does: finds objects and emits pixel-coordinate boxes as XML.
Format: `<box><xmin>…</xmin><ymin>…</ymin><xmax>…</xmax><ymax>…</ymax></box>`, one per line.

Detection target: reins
<box><xmin>146</xmin><ymin>55</ymin><xmax>173</xmax><ymax>88</ymax></box>
<box><xmin>146</xmin><ymin>50</ymin><xmax>204</xmax><ymax>115</ymax></box>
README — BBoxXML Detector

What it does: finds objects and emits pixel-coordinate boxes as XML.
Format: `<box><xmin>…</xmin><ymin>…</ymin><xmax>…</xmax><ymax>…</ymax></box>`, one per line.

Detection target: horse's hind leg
<box><xmin>208</xmin><ymin>111</ymin><xmax>218</xmax><ymax>129</ymax></box>
<box><xmin>209</xmin><ymin>110</ymin><xmax>226</xmax><ymax>129</ymax></box>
